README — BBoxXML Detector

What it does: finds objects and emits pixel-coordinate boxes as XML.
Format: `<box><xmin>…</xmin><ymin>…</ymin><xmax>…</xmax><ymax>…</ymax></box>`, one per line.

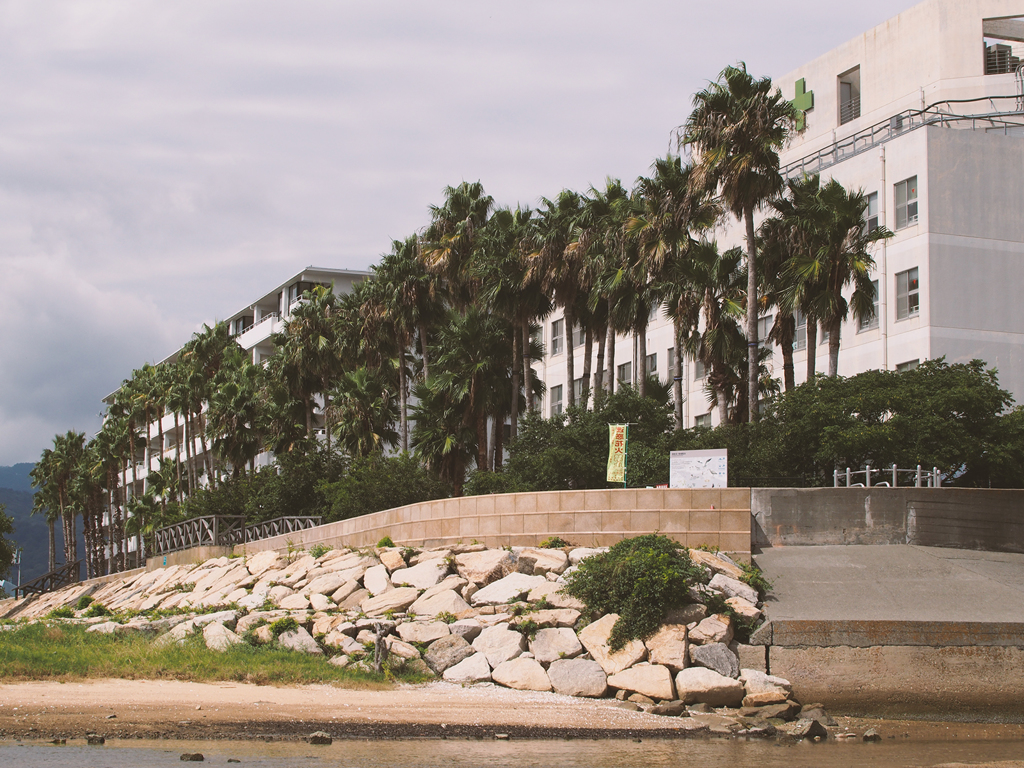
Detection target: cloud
<box><xmin>0</xmin><ymin>0</ymin><xmax>922</xmax><ymax>464</ymax></box>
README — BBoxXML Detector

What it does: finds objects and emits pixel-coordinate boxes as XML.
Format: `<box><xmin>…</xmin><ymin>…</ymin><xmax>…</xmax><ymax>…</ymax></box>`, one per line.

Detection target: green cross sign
<box><xmin>792</xmin><ymin>78</ymin><xmax>814</xmax><ymax>131</ymax></box>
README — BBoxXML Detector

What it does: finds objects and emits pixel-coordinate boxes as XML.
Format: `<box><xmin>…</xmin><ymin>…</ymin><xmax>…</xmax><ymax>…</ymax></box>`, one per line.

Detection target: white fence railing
<box><xmin>833</xmin><ymin>464</ymin><xmax>941</xmax><ymax>488</ymax></box>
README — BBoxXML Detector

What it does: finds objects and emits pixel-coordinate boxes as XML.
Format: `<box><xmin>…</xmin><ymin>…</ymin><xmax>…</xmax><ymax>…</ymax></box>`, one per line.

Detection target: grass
<box><xmin>0</xmin><ymin>623</ymin><xmax>429</xmax><ymax>687</ymax></box>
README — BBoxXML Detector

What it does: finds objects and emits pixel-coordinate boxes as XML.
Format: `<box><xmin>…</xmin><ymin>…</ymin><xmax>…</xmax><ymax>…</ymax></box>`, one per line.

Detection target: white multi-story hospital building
<box><xmin>533</xmin><ymin>0</ymin><xmax>1024</xmax><ymax>427</ymax></box>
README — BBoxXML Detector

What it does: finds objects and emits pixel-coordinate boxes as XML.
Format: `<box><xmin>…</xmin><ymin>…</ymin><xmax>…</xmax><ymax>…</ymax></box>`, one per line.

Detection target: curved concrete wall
<box><xmin>233</xmin><ymin>487</ymin><xmax>753</xmax><ymax>557</ymax></box>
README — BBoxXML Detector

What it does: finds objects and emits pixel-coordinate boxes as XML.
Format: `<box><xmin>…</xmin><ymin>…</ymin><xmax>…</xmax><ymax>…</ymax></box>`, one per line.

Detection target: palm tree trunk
<box><xmin>594</xmin><ymin>321</ymin><xmax>606</xmax><ymax>401</ymax></box>
<box><xmin>173</xmin><ymin>412</ymin><xmax>182</xmax><ymax>502</ymax></box>
<box><xmin>419</xmin><ymin>322</ymin><xmax>431</xmax><ymax>381</ymax></box>
<box><xmin>521</xmin><ymin>321</ymin><xmax>533</xmax><ymax>414</ymax></box>
<box><xmin>717</xmin><ymin>388</ymin><xmax>729</xmax><ymax>425</ymax></box>
<box><xmin>637</xmin><ymin>323</ymin><xmax>648</xmax><ymax>398</ymax></box>
<box><xmin>475</xmin><ymin>410</ymin><xmax>488</xmax><ymax>475</ymax></box>
<box><xmin>806</xmin><ymin>322</ymin><xmax>818</xmax><ymax>381</ymax></box>
<box><xmin>509</xmin><ymin>328</ymin><xmax>520</xmax><ymax>440</ymax></box>
<box><xmin>606</xmin><ymin>309</ymin><xmax>616</xmax><ymax>396</ymax></box>
<box><xmin>564</xmin><ymin>307</ymin><xmax>576</xmax><ymax>409</ymax></box>
<box><xmin>47</xmin><ymin>517</ymin><xmax>56</xmax><ymax>572</ymax></box>
<box><xmin>828</xmin><ymin>317</ymin><xmax>842</xmax><ymax>377</ymax></box>
<box><xmin>673</xmin><ymin>319</ymin><xmax>684</xmax><ymax>429</ymax></box>
<box><xmin>745</xmin><ymin>204</ymin><xmax>759</xmax><ymax>423</ymax></box>
<box><xmin>493</xmin><ymin>415</ymin><xmax>504</xmax><ymax>471</ymax></box>
<box><xmin>399</xmin><ymin>346</ymin><xmax>409</xmax><ymax>452</ymax></box>
<box><xmin>198</xmin><ymin>412</ymin><xmax>213</xmax><ymax>489</ymax></box>
<box><xmin>778</xmin><ymin>314</ymin><xmax>796</xmax><ymax>391</ymax></box>
<box><xmin>581</xmin><ymin>327</ymin><xmax>593</xmax><ymax>409</ymax></box>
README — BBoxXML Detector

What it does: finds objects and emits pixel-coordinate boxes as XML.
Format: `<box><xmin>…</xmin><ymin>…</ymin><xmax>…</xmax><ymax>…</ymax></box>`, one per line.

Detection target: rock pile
<box><xmin>0</xmin><ymin>542</ymin><xmax>809</xmax><ymax>725</ymax></box>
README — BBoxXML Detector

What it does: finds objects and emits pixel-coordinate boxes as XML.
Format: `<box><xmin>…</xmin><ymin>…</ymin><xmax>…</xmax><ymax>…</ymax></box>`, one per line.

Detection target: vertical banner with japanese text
<box><xmin>607</xmin><ymin>424</ymin><xmax>627</xmax><ymax>484</ymax></box>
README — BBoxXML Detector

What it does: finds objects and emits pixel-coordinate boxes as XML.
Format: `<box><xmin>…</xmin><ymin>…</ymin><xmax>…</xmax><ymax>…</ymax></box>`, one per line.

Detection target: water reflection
<box><xmin>4</xmin><ymin>734</ymin><xmax>1024</xmax><ymax>768</ymax></box>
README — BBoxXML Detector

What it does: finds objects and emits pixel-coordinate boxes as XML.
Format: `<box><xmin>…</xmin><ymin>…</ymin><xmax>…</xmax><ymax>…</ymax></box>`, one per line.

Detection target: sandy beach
<box><xmin>0</xmin><ymin>679</ymin><xmax>707</xmax><ymax>741</ymax></box>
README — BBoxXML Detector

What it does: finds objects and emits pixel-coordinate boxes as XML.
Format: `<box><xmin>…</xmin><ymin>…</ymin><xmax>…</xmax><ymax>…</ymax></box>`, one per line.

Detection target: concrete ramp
<box><xmin>751</xmin><ymin>545</ymin><xmax>1024</xmax><ymax>716</ymax></box>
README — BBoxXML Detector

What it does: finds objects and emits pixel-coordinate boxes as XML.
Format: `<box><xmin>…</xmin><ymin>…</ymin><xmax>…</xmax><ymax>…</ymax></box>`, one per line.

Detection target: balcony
<box><xmin>839</xmin><ymin>96</ymin><xmax>861</xmax><ymax>125</ymax></box>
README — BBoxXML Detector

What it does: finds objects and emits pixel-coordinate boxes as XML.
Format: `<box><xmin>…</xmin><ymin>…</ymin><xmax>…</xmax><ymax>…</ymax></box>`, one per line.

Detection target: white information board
<box><xmin>669</xmin><ymin>449</ymin><xmax>728</xmax><ymax>488</ymax></box>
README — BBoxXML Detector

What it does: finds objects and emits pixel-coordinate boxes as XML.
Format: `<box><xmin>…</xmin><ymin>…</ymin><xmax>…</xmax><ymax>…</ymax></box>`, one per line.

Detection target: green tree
<box><xmin>685</xmin><ymin>62</ymin><xmax>796</xmax><ymax>423</ymax></box>
<box><xmin>0</xmin><ymin>503</ymin><xmax>16</xmax><ymax>582</ymax></box>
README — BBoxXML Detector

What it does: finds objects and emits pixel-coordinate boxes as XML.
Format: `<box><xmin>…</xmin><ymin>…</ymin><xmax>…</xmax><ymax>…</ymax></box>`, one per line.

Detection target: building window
<box><xmin>895</xmin><ymin>176</ymin><xmax>918</xmax><ymax>229</ymax></box>
<box><xmin>573</xmin><ymin>377</ymin><xmax>584</xmax><ymax>402</ymax></box>
<box><xmin>646</xmin><ymin>353</ymin><xmax>657</xmax><ymax>375</ymax></box>
<box><xmin>859</xmin><ymin>279</ymin><xmax>880</xmax><ymax>331</ymax></box>
<box><xmin>648</xmin><ymin>303</ymin><xmax>661</xmax><ymax>322</ymax></box>
<box><xmin>572</xmin><ymin>325</ymin><xmax>585</xmax><ymax>349</ymax></box>
<box><xmin>794</xmin><ymin>310</ymin><xmax>807</xmax><ymax>350</ymax></box>
<box><xmin>838</xmin><ymin>66</ymin><xmax>861</xmax><ymax>125</ymax></box>
<box><xmin>896</xmin><ymin>268</ymin><xmax>920</xmax><ymax>320</ymax></box>
<box><xmin>667</xmin><ymin>348</ymin><xmax>675</xmax><ymax>375</ymax></box>
<box><xmin>529</xmin><ymin>326</ymin><xmax>542</xmax><ymax>353</ymax></box>
<box><xmin>693</xmin><ymin>358</ymin><xmax>706</xmax><ymax>380</ymax></box>
<box><xmin>695</xmin><ymin>413</ymin><xmax>712</xmax><ymax>428</ymax></box>
<box><xmin>550</xmin><ymin>319</ymin><xmax>563</xmax><ymax>356</ymax></box>
<box><xmin>550</xmin><ymin>385</ymin><xmax>563</xmax><ymax>416</ymax></box>
<box><xmin>617</xmin><ymin>362</ymin><xmax>632</xmax><ymax>387</ymax></box>
<box><xmin>896</xmin><ymin>359</ymin><xmax>920</xmax><ymax>373</ymax></box>
<box><xmin>820</xmin><ymin>324</ymin><xmax>829</xmax><ymax>345</ymax></box>
<box><xmin>865</xmin><ymin>192</ymin><xmax>879</xmax><ymax>233</ymax></box>
<box><xmin>757</xmin><ymin>316</ymin><xmax>774</xmax><ymax>350</ymax></box>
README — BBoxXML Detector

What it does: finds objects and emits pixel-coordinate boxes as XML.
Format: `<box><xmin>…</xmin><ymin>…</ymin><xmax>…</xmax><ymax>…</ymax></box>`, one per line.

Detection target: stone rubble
<box><xmin>0</xmin><ymin>541</ymin><xmax>827</xmax><ymax>737</ymax></box>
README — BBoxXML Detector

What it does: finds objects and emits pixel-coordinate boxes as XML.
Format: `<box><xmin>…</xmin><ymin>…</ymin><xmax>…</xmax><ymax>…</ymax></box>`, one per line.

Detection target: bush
<box><xmin>75</xmin><ymin>595</ymin><xmax>95</xmax><ymax>611</ymax></box>
<box><xmin>269</xmin><ymin>617</ymin><xmax>298</xmax><ymax>637</ymax></box>
<box><xmin>539</xmin><ymin>536</ymin><xmax>573</xmax><ymax>549</ymax></box>
<box><xmin>376</xmin><ymin>536</ymin><xmax>395</xmax><ymax>548</ymax></box>
<box><xmin>562</xmin><ymin>534</ymin><xmax>707</xmax><ymax>650</ymax></box>
<box><xmin>83</xmin><ymin>603</ymin><xmax>110</xmax><ymax>618</ymax></box>
<box><xmin>320</xmin><ymin>453</ymin><xmax>451</xmax><ymax>522</ymax></box>
<box><xmin>47</xmin><ymin>606</ymin><xmax>75</xmax><ymax>619</ymax></box>
<box><xmin>308</xmin><ymin>544</ymin><xmax>332</xmax><ymax>560</ymax></box>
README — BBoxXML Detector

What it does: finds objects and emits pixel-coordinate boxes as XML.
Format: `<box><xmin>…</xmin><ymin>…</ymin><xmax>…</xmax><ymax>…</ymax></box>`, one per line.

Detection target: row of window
<box><xmin>865</xmin><ymin>175</ymin><xmax>918</xmax><ymax>233</ymax></box>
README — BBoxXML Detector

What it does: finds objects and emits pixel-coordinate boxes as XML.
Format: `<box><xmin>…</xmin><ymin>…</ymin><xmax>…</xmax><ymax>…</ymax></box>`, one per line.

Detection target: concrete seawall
<box><xmin>232</xmin><ymin>487</ymin><xmax>753</xmax><ymax>556</ymax></box>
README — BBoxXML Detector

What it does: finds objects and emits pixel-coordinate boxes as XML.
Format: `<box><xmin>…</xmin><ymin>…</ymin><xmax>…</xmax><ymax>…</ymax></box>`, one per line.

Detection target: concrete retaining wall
<box><xmin>769</xmin><ymin>645</ymin><xmax>1024</xmax><ymax>717</ymax></box>
<box><xmin>751</xmin><ymin>487</ymin><xmax>1024</xmax><ymax>553</ymax></box>
<box><xmin>232</xmin><ymin>487</ymin><xmax>753</xmax><ymax>556</ymax></box>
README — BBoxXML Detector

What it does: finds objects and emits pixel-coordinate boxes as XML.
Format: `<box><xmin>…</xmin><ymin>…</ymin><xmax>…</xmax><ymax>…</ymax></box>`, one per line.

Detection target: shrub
<box><xmin>269</xmin><ymin>617</ymin><xmax>299</xmax><ymax>637</ymax></box>
<box><xmin>562</xmin><ymin>534</ymin><xmax>706</xmax><ymax>650</ymax></box>
<box><xmin>737</xmin><ymin>560</ymin><xmax>773</xmax><ymax>600</ymax></box>
<box><xmin>47</xmin><ymin>606</ymin><xmax>75</xmax><ymax>619</ymax></box>
<box><xmin>435</xmin><ymin>611</ymin><xmax>457</xmax><ymax>625</ymax></box>
<box><xmin>75</xmin><ymin>595</ymin><xmax>95</xmax><ymax>611</ymax></box>
<box><xmin>309</xmin><ymin>543</ymin><xmax>333</xmax><ymax>560</ymax></box>
<box><xmin>376</xmin><ymin>536</ymin><xmax>395</xmax><ymax>548</ymax></box>
<box><xmin>539</xmin><ymin>536</ymin><xmax>573</xmax><ymax>549</ymax></box>
<box><xmin>83</xmin><ymin>603</ymin><xmax>110</xmax><ymax>618</ymax></box>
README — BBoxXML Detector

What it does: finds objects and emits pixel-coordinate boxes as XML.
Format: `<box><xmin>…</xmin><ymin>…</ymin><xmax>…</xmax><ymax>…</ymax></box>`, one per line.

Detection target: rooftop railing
<box><xmin>782</xmin><ymin>93</ymin><xmax>1024</xmax><ymax>179</ymax></box>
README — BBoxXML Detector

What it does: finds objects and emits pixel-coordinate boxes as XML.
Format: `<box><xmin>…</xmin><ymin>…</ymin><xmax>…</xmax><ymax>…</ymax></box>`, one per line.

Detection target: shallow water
<box><xmin>4</xmin><ymin>735</ymin><xmax>1024</xmax><ymax>768</ymax></box>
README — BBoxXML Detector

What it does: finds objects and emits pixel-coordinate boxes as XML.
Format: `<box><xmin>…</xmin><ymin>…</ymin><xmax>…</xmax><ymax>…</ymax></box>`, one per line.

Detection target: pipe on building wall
<box><xmin>879</xmin><ymin>146</ymin><xmax>889</xmax><ymax>371</ymax></box>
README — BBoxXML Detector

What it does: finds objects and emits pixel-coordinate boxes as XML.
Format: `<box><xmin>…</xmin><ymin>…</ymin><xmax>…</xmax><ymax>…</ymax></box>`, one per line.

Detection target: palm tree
<box><xmin>420</xmin><ymin>181</ymin><xmax>493</xmax><ymax>307</ymax></box>
<box><xmin>476</xmin><ymin>205</ymin><xmax>549</xmax><ymax>437</ymax></box>
<box><xmin>327</xmin><ymin>368</ymin><xmax>400</xmax><ymax>458</ymax></box>
<box><xmin>207</xmin><ymin>359</ymin><xmax>266</xmax><ymax>479</ymax></box>
<box><xmin>782</xmin><ymin>176</ymin><xmax>893</xmax><ymax>376</ymax></box>
<box><xmin>527</xmin><ymin>189</ymin><xmax>587</xmax><ymax>409</ymax></box>
<box><xmin>29</xmin><ymin>449</ymin><xmax>59</xmax><ymax>572</ymax></box>
<box><xmin>630</xmin><ymin>156</ymin><xmax>721</xmax><ymax>426</ymax></box>
<box><xmin>270</xmin><ymin>285</ymin><xmax>345</xmax><ymax>439</ymax></box>
<box><xmin>685</xmin><ymin>62</ymin><xmax>796</xmax><ymax>422</ymax></box>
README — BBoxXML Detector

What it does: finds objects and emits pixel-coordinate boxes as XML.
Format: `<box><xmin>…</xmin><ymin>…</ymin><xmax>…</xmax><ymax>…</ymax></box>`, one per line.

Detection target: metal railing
<box><xmin>782</xmin><ymin>94</ymin><xmax>1024</xmax><ymax>179</ymax></box>
<box><xmin>16</xmin><ymin>560</ymin><xmax>81</xmax><ymax>599</ymax></box>
<box><xmin>151</xmin><ymin>515</ymin><xmax>323</xmax><ymax>555</ymax></box>
<box><xmin>839</xmin><ymin>96</ymin><xmax>861</xmax><ymax>125</ymax></box>
<box><xmin>833</xmin><ymin>464</ymin><xmax>941</xmax><ymax>488</ymax></box>
<box><xmin>244</xmin><ymin>516</ymin><xmax>322</xmax><ymax>543</ymax></box>
<box><xmin>152</xmin><ymin>516</ymin><xmax>246</xmax><ymax>555</ymax></box>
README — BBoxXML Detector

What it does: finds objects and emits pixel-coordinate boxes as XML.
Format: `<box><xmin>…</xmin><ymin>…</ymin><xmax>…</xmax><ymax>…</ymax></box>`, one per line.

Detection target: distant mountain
<box><xmin>0</xmin><ymin>463</ymin><xmax>35</xmax><ymax>493</ymax></box>
<box><xmin>0</xmin><ymin>487</ymin><xmax>62</xmax><ymax>584</ymax></box>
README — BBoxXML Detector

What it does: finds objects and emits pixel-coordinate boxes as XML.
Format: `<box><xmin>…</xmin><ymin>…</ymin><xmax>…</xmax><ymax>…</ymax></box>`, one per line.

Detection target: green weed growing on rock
<box><xmin>562</xmin><ymin>534</ymin><xmax>707</xmax><ymax>651</ymax></box>
<box><xmin>269</xmin><ymin>617</ymin><xmax>298</xmax><ymax>637</ymax></box>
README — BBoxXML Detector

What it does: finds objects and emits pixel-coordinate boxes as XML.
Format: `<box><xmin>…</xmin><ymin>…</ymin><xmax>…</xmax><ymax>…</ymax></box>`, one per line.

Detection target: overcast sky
<box><xmin>0</xmin><ymin>0</ymin><xmax>923</xmax><ymax>466</ymax></box>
